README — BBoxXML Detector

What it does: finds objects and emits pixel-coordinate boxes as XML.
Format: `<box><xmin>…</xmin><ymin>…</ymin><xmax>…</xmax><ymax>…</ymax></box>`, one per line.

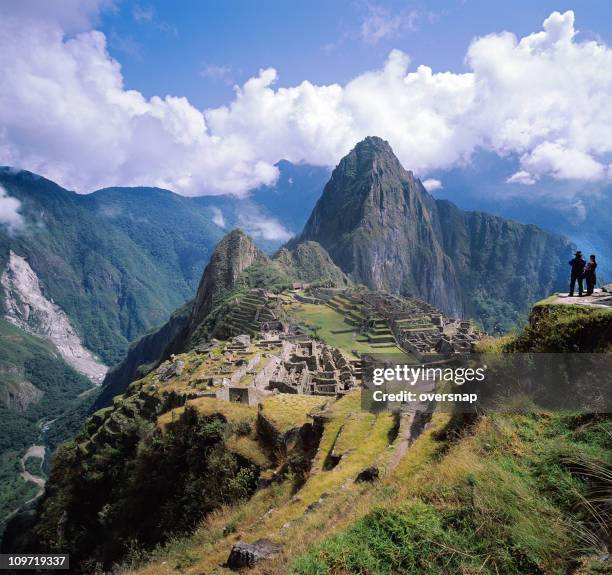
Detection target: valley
<box><xmin>0</xmin><ymin>162</ymin><xmax>326</xmax><ymax>534</ymax></box>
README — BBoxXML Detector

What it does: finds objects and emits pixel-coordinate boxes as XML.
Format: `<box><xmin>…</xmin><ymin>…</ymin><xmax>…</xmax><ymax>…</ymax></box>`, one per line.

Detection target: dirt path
<box><xmin>386</xmin><ymin>413</ymin><xmax>416</xmax><ymax>474</ymax></box>
<box><xmin>20</xmin><ymin>444</ymin><xmax>46</xmax><ymax>490</ymax></box>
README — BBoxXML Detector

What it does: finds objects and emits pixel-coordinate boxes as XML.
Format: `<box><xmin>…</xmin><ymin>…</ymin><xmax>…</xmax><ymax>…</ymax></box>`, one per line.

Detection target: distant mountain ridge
<box><xmin>293</xmin><ymin>137</ymin><xmax>573</xmax><ymax>330</ymax></box>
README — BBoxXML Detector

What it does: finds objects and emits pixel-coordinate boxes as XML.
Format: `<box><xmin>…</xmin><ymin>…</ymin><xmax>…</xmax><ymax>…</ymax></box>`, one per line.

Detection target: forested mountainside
<box><xmin>294</xmin><ymin>137</ymin><xmax>573</xmax><ymax>332</ymax></box>
<box><xmin>0</xmin><ymin>318</ymin><xmax>94</xmax><ymax>534</ymax></box>
<box><xmin>0</xmin><ymin>175</ymin><xmax>191</xmax><ymax>367</ymax></box>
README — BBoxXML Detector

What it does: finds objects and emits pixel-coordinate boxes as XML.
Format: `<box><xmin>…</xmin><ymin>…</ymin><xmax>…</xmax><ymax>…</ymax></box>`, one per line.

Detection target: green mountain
<box><xmin>293</xmin><ymin>137</ymin><xmax>574</xmax><ymax>332</ymax></box>
<box><xmin>0</xmin><ymin>161</ymin><xmax>330</xmax><ymax>366</ymax></box>
<box><xmin>0</xmin><ymin>162</ymin><xmax>331</xmax><ymax>529</ymax></box>
<box><xmin>0</xmin><ymin>169</ymin><xmax>216</xmax><ymax>366</ymax></box>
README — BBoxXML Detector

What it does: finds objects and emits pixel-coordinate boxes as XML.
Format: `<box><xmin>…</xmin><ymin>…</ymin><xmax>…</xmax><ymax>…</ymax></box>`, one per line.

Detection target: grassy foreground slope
<box><xmin>290</xmin><ymin>303</ymin><xmax>612</xmax><ymax>575</ymax></box>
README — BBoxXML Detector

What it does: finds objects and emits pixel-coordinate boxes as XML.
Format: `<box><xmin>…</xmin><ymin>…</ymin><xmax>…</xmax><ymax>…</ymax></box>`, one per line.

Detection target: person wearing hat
<box><xmin>584</xmin><ymin>254</ymin><xmax>597</xmax><ymax>296</ymax></box>
<box><xmin>568</xmin><ymin>250</ymin><xmax>586</xmax><ymax>297</ymax></box>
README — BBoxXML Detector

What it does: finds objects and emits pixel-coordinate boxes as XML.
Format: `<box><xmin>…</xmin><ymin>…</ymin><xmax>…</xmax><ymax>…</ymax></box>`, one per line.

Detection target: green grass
<box><xmin>292</xmin><ymin>411</ymin><xmax>612</xmax><ymax>575</ymax></box>
<box><xmin>504</xmin><ymin>304</ymin><xmax>612</xmax><ymax>352</ymax></box>
<box><xmin>260</xmin><ymin>394</ymin><xmax>328</xmax><ymax>434</ymax></box>
<box><xmin>287</xmin><ymin>303</ymin><xmax>406</xmax><ymax>359</ymax></box>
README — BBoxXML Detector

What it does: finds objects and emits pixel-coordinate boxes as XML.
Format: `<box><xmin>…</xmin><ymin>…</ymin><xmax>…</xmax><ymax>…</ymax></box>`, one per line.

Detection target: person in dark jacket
<box><xmin>584</xmin><ymin>254</ymin><xmax>597</xmax><ymax>296</ymax></box>
<box><xmin>568</xmin><ymin>250</ymin><xmax>586</xmax><ymax>297</ymax></box>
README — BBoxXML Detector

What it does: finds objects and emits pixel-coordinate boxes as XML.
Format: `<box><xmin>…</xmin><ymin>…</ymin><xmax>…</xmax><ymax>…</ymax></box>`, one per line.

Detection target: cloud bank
<box><xmin>422</xmin><ymin>178</ymin><xmax>442</xmax><ymax>192</ymax></box>
<box><xmin>0</xmin><ymin>185</ymin><xmax>24</xmax><ymax>233</ymax></box>
<box><xmin>0</xmin><ymin>7</ymin><xmax>611</xmax><ymax>196</ymax></box>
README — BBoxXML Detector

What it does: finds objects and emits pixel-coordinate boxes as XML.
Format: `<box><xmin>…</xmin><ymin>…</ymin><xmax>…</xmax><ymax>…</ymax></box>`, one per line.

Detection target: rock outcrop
<box><xmin>0</xmin><ymin>375</ymin><xmax>43</xmax><ymax>411</ymax></box>
<box><xmin>227</xmin><ymin>539</ymin><xmax>282</xmax><ymax>569</ymax></box>
<box><xmin>275</xmin><ymin>241</ymin><xmax>350</xmax><ymax>286</ymax></box>
<box><xmin>188</xmin><ymin>229</ymin><xmax>267</xmax><ymax>339</ymax></box>
<box><xmin>96</xmin><ymin>230</ymin><xmax>268</xmax><ymax>406</ymax></box>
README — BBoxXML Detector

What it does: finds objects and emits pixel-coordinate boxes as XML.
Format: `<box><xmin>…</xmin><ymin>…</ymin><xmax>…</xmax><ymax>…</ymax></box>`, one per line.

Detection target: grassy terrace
<box><xmin>259</xmin><ymin>394</ymin><xmax>329</xmax><ymax>434</ymax></box>
<box><xmin>158</xmin><ymin>398</ymin><xmax>258</xmax><ymax>430</ymax></box>
<box><xmin>285</xmin><ymin>301</ymin><xmax>408</xmax><ymax>359</ymax></box>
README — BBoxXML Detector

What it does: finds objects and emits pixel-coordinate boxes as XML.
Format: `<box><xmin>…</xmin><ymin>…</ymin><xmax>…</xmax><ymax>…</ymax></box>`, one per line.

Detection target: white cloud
<box><xmin>0</xmin><ymin>185</ymin><xmax>24</xmax><ymax>233</ymax></box>
<box><xmin>0</xmin><ymin>0</ymin><xmax>113</xmax><ymax>33</ymax></box>
<box><xmin>236</xmin><ymin>205</ymin><xmax>292</xmax><ymax>242</ymax></box>
<box><xmin>466</xmin><ymin>11</ymin><xmax>612</xmax><ymax>184</ymax></box>
<box><xmin>422</xmin><ymin>178</ymin><xmax>442</xmax><ymax>191</ymax></box>
<box><xmin>520</xmin><ymin>142</ymin><xmax>606</xmax><ymax>181</ymax></box>
<box><xmin>360</xmin><ymin>4</ymin><xmax>419</xmax><ymax>45</ymax></box>
<box><xmin>506</xmin><ymin>170</ymin><xmax>536</xmax><ymax>185</ymax></box>
<box><xmin>211</xmin><ymin>207</ymin><xmax>226</xmax><ymax>228</ymax></box>
<box><xmin>0</xmin><ymin>8</ymin><xmax>611</xmax><ymax>199</ymax></box>
<box><xmin>568</xmin><ymin>199</ymin><xmax>587</xmax><ymax>223</ymax></box>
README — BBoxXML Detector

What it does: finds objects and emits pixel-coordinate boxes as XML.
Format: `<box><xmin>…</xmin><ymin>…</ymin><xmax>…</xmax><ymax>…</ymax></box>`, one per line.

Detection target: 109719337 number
<box><xmin>0</xmin><ymin>554</ymin><xmax>69</xmax><ymax>570</ymax></box>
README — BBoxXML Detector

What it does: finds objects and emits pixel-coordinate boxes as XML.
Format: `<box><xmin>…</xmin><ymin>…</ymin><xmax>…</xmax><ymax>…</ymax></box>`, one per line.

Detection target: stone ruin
<box><xmin>191</xmin><ymin>330</ymin><xmax>360</xmax><ymax>406</ymax></box>
<box><xmin>192</xmin><ymin>286</ymin><xmax>481</xmax><ymax>408</ymax></box>
<box><xmin>263</xmin><ymin>340</ymin><xmax>358</xmax><ymax>396</ymax></box>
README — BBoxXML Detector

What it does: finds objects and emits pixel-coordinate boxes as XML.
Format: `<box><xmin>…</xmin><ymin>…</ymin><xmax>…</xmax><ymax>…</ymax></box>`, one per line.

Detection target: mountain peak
<box><xmin>296</xmin><ymin>137</ymin><xmax>571</xmax><ymax>321</ymax></box>
<box><xmin>353</xmin><ymin>135</ymin><xmax>394</xmax><ymax>155</ymax></box>
<box><xmin>346</xmin><ymin>136</ymin><xmax>410</xmax><ymax>175</ymax></box>
<box><xmin>293</xmin><ymin>136</ymin><xmax>426</xmax><ymax>256</ymax></box>
<box><xmin>187</xmin><ymin>229</ymin><xmax>266</xmax><ymax>338</ymax></box>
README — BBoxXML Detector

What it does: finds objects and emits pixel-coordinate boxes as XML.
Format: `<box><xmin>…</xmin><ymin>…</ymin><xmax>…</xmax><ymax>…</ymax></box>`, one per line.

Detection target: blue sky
<box><xmin>100</xmin><ymin>0</ymin><xmax>612</xmax><ymax>108</ymax></box>
<box><xmin>1</xmin><ymin>0</ymin><xmax>612</xmax><ymax>201</ymax></box>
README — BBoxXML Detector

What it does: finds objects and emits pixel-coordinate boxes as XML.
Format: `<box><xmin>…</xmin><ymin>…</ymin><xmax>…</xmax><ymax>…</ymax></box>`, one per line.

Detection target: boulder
<box><xmin>232</xmin><ymin>334</ymin><xmax>251</xmax><ymax>348</ymax></box>
<box><xmin>157</xmin><ymin>359</ymin><xmax>184</xmax><ymax>381</ymax></box>
<box><xmin>355</xmin><ymin>466</ymin><xmax>379</xmax><ymax>483</ymax></box>
<box><xmin>227</xmin><ymin>539</ymin><xmax>282</xmax><ymax>569</ymax></box>
<box><xmin>602</xmin><ymin>284</ymin><xmax>612</xmax><ymax>293</ymax></box>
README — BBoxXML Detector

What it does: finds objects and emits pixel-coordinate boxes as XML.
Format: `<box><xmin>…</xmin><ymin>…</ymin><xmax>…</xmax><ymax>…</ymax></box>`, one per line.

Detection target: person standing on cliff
<box><xmin>584</xmin><ymin>254</ymin><xmax>597</xmax><ymax>296</ymax></box>
<box><xmin>568</xmin><ymin>250</ymin><xmax>586</xmax><ymax>297</ymax></box>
